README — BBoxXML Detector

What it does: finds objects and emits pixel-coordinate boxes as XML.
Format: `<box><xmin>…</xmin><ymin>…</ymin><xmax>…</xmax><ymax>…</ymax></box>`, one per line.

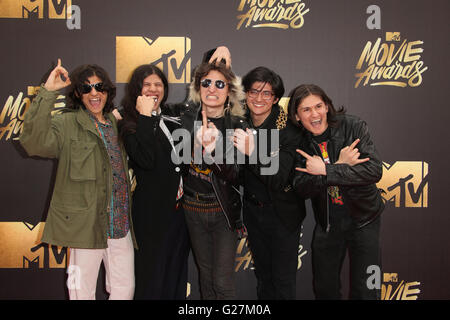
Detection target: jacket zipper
<box><xmin>326</xmin><ymin>193</ymin><xmax>330</xmax><ymax>232</ymax></box>
<box><xmin>311</xmin><ymin>140</ymin><xmax>331</xmax><ymax>233</ymax></box>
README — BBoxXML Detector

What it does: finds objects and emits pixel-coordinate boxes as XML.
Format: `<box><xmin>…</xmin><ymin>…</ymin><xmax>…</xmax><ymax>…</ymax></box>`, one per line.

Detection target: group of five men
<box><xmin>19</xmin><ymin>46</ymin><xmax>384</xmax><ymax>300</ymax></box>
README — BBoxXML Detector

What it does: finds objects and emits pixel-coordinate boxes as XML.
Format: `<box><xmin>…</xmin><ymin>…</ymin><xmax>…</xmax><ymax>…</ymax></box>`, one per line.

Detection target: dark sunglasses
<box><xmin>80</xmin><ymin>82</ymin><xmax>105</xmax><ymax>94</ymax></box>
<box><xmin>200</xmin><ymin>79</ymin><xmax>227</xmax><ymax>90</ymax></box>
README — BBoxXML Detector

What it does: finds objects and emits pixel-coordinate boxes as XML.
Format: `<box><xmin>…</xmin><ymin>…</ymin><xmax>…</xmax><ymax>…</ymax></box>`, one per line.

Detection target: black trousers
<box><xmin>312</xmin><ymin>213</ymin><xmax>381</xmax><ymax>300</ymax></box>
<box><xmin>184</xmin><ymin>204</ymin><xmax>238</xmax><ymax>300</ymax></box>
<box><xmin>134</xmin><ymin>205</ymin><xmax>190</xmax><ymax>300</ymax></box>
<box><xmin>244</xmin><ymin>201</ymin><xmax>301</xmax><ymax>300</ymax></box>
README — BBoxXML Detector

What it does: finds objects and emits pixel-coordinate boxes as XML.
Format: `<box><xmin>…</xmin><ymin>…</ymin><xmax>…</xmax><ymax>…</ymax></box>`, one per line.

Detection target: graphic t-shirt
<box><xmin>184</xmin><ymin>116</ymin><xmax>225</xmax><ymax>195</ymax></box>
<box><xmin>312</xmin><ymin>128</ymin><xmax>348</xmax><ymax>222</ymax></box>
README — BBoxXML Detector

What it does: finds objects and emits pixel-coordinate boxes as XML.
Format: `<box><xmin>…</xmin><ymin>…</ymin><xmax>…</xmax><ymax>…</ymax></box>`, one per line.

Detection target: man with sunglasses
<box><xmin>176</xmin><ymin>58</ymin><xmax>250</xmax><ymax>300</ymax></box>
<box><xmin>233</xmin><ymin>66</ymin><xmax>306</xmax><ymax>299</ymax></box>
<box><xmin>20</xmin><ymin>59</ymin><xmax>136</xmax><ymax>300</ymax></box>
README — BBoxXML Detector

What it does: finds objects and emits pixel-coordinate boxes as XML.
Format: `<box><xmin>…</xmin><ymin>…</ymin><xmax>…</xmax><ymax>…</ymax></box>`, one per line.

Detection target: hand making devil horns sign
<box><xmin>335</xmin><ymin>138</ymin><xmax>370</xmax><ymax>166</ymax></box>
<box><xmin>44</xmin><ymin>59</ymin><xmax>71</xmax><ymax>92</ymax></box>
<box><xmin>295</xmin><ymin>138</ymin><xmax>370</xmax><ymax>175</ymax></box>
<box><xmin>295</xmin><ymin>149</ymin><xmax>327</xmax><ymax>176</ymax></box>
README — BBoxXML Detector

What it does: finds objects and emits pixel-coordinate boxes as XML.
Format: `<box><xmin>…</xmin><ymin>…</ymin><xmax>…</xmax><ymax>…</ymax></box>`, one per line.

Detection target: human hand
<box><xmin>295</xmin><ymin>149</ymin><xmax>326</xmax><ymax>175</ymax></box>
<box><xmin>136</xmin><ymin>95</ymin><xmax>157</xmax><ymax>116</ymax></box>
<box><xmin>233</xmin><ymin>128</ymin><xmax>255</xmax><ymax>156</ymax></box>
<box><xmin>335</xmin><ymin>138</ymin><xmax>370</xmax><ymax>166</ymax></box>
<box><xmin>209</xmin><ymin>46</ymin><xmax>232</xmax><ymax>68</ymax></box>
<box><xmin>196</xmin><ymin>111</ymin><xmax>220</xmax><ymax>154</ymax></box>
<box><xmin>112</xmin><ymin>109</ymin><xmax>122</xmax><ymax>121</ymax></box>
<box><xmin>43</xmin><ymin>58</ymin><xmax>71</xmax><ymax>91</ymax></box>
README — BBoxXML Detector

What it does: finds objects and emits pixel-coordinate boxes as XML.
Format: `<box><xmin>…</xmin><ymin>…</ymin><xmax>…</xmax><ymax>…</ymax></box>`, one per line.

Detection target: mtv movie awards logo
<box><xmin>376</xmin><ymin>161</ymin><xmax>429</xmax><ymax>208</ymax></box>
<box><xmin>0</xmin><ymin>0</ymin><xmax>80</xmax><ymax>29</ymax></box>
<box><xmin>116</xmin><ymin>36</ymin><xmax>191</xmax><ymax>84</ymax></box>
<box><xmin>0</xmin><ymin>222</ymin><xmax>67</xmax><ymax>269</ymax></box>
<box><xmin>382</xmin><ymin>272</ymin><xmax>421</xmax><ymax>300</ymax></box>
<box><xmin>355</xmin><ymin>32</ymin><xmax>428</xmax><ymax>88</ymax></box>
<box><xmin>0</xmin><ymin>86</ymin><xmax>65</xmax><ymax>141</ymax></box>
<box><xmin>236</xmin><ymin>0</ymin><xmax>310</xmax><ymax>30</ymax></box>
<box><xmin>235</xmin><ymin>231</ymin><xmax>307</xmax><ymax>272</ymax></box>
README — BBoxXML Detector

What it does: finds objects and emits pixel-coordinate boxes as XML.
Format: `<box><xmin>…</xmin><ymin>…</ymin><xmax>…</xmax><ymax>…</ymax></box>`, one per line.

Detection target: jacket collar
<box><xmin>75</xmin><ymin>106</ymin><xmax>117</xmax><ymax>135</ymax></box>
<box><xmin>181</xmin><ymin>101</ymin><xmax>238</xmax><ymax>134</ymax></box>
<box><xmin>249</xmin><ymin>104</ymin><xmax>280</xmax><ymax>129</ymax></box>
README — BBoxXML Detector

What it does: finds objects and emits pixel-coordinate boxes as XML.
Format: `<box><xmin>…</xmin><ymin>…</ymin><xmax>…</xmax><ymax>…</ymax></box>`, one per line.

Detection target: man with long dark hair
<box><xmin>288</xmin><ymin>84</ymin><xmax>384</xmax><ymax>299</ymax></box>
<box><xmin>20</xmin><ymin>59</ymin><xmax>136</xmax><ymax>300</ymax></box>
<box><xmin>119</xmin><ymin>64</ymin><xmax>190</xmax><ymax>299</ymax></box>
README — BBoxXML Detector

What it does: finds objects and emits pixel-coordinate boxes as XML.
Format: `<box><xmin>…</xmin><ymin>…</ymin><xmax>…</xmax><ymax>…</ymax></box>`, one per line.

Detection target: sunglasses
<box><xmin>200</xmin><ymin>79</ymin><xmax>227</xmax><ymax>90</ymax></box>
<box><xmin>80</xmin><ymin>82</ymin><xmax>105</xmax><ymax>94</ymax></box>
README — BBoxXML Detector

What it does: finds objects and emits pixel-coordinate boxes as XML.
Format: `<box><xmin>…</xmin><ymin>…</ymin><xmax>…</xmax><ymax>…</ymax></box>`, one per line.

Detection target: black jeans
<box><xmin>184</xmin><ymin>202</ymin><xmax>238</xmax><ymax>300</ymax></box>
<box><xmin>244</xmin><ymin>201</ymin><xmax>301</xmax><ymax>300</ymax></box>
<box><xmin>312</xmin><ymin>213</ymin><xmax>381</xmax><ymax>300</ymax></box>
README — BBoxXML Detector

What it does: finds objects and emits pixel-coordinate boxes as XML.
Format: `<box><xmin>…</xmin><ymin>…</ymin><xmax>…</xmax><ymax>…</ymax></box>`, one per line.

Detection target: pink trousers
<box><xmin>67</xmin><ymin>232</ymin><xmax>135</xmax><ymax>300</ymax></box>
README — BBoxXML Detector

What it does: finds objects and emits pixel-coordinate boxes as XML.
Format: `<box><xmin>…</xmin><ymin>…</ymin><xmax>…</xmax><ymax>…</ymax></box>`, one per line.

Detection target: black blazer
<box><xmin>122</xmin><ymin>105</ymin><xmax>184</xmax><ymax>249</ymax></box>
<box><xmin>243</xmin><ymin>105</ymin><xmax>306</xmax><ymax>232</ymax></box>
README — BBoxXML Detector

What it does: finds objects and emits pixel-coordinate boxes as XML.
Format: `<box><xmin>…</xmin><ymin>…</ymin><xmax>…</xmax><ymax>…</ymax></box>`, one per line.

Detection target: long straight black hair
<box><xmin>119</xmin><ymin>64</ymin><xmax>169</xmax><ymax>140</ymax></box>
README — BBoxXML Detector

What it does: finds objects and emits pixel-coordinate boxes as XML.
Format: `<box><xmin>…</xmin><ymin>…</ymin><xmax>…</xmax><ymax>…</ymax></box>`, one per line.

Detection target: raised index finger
<box><xmin>296</xmin><ymin>149</ymin><xmax>313</xmax><ymax>159</ymax></box>
<box><xmin>349</xmin><ymin>138</ymin><xmax>361</xmax><ymax>150</ymax></box>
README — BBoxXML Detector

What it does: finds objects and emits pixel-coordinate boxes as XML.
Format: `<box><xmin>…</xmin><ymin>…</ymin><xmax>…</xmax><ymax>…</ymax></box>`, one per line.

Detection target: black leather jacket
<box><xmin>293</xmin><ymin>114</ymin><xmax>384</xmax><ymax>231</ymax></box>
<box><xmin>178</xmin><ymin>101</ymin><xmax>248</xmax><ymax>230</ymax></box>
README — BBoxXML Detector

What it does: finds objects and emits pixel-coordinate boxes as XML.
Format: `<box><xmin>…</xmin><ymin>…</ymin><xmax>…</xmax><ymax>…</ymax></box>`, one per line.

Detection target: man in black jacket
<box><xmin>234</xmin><ymin>67</ymin><xmax>306</xmax><ymax>300</ymax></box>
<box><xmin>288</xmin><ymin>84</ymin><xmax>384</xmax><ymax>300</ymax></box>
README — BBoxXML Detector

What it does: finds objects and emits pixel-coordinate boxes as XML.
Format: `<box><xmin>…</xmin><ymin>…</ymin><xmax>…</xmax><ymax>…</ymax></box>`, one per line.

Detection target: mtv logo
<box><xmin>0</xmin><ymin>222</ymin><xmax>67</xmax><ymax>268</ymax></box>
<box><xmin>384</xmin><ymin>273</ymin><xmax>399</xmax><ymax>283</ymax></box>
<box><xmin>386</xmin><ymin>32</ymin><xmax>401</xmax><ymax>42</ymax></box>
<box><xmin>116</xmin><ymin>36</ymin><xmax>191</xmax><ymax>84</ymax></box>
<box><xmin>23</xmin><ymin>256</ymin><xmax>40</xmax><ymax>269</ymax></box>
<box><xmin>22</xmin><ymin>3</ymin><xmax>39</xmax><ymax>19</ymax></box>
<box><xmin>376</xmin><ymin>161</ymin><xmax>429</xmax><ymax>208</ymax></box>
<box><xmin>0</xmin><ymin>0</ymin><xmax>71</xmax><ymax>19</ymax></box>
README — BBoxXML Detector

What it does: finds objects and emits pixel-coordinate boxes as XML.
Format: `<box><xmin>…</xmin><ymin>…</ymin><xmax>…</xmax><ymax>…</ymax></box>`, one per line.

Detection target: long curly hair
<box><xmin>65</xmin><ymin>64</ymin><xmax>116</xmax><ymax>113</ymax></box>
<box><xmin>119</xmin><ymin>64</ymin><xmax>169</xmax><ymax>140</ymax></box>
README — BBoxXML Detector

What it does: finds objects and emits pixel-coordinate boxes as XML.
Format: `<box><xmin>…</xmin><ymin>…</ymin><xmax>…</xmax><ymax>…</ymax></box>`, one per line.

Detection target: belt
<box><xmin>183</xmin><ymin>187</ymin><xmax>217</xmax><ymax>202</ymax></box>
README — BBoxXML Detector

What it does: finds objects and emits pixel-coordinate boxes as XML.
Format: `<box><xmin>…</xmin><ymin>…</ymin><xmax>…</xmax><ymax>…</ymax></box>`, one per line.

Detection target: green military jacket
<box><xmin>20</xmin><ymin>86</ymin><xmax>137</xmax><ymax>249</ymax></box>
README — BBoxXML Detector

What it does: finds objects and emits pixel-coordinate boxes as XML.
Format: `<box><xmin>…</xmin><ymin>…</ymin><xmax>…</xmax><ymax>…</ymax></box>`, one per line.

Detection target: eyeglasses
<box><xmin>80</xmin><ymin>82</ymin><xmax>105</xmax><ymax>94</ymax></box>
<box><xmin>248</xmin><ymin>89</ymin><xmax>274</xmax><ymax>100</ymax></box>
<box><xmin>200</xmin><ymin>79</ymin><xmax>227</xmax><ymax>90</ymax></box>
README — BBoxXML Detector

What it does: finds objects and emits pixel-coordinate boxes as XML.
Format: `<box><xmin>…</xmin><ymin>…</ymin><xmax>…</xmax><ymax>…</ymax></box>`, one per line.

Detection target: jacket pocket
<box><xmin>51</xmin><ymin>190</ymin><xmax>94</xmax><ymax>213</ymax></box>
<box><xmin>69</xmin><ymin>140</ymin><xmax>97</xmax><ymax>181</ymax></box>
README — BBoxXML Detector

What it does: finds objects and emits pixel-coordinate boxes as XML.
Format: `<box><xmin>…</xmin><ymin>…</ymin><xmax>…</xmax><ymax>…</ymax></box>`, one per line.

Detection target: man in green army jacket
<box><xmin>20</xmin><ymin>59</ymin><xmax>136</xmax><ymax>300</ymax></box>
